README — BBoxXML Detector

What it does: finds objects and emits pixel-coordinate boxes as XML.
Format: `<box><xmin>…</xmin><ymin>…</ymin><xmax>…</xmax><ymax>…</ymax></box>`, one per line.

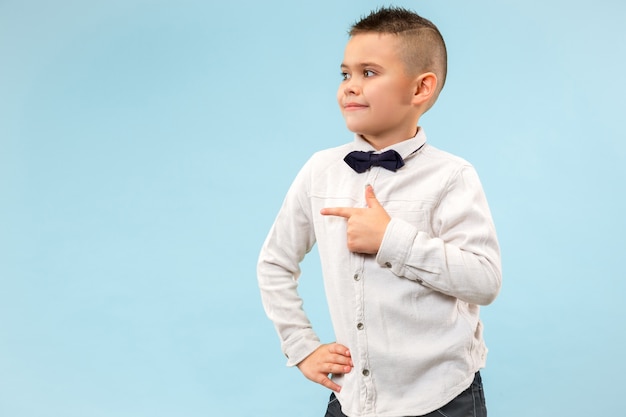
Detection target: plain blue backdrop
<box><xmin>1</xmin><ymin>1</ymin><xmax>625</xmax><ymax>416</ymax></box>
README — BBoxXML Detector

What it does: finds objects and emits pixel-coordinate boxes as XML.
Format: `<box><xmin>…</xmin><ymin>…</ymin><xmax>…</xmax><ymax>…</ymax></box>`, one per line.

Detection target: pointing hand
<box><xmin>321</xmin><ymin>185</ymin><xmax>390</xmax><ymax>254</ymax></box>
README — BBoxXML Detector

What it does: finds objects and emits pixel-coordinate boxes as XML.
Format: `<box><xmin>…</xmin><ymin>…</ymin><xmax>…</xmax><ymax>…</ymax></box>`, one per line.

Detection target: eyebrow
<box><xmin>340</xmin><ymin>62</ymin><xmax>384</xmax><ymax>70</ymax></box>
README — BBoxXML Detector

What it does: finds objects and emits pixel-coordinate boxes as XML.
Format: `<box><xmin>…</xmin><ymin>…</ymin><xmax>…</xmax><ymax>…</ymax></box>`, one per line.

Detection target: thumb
<box><xmin>365</xmin><ymin>185</ymin><xmax>382</xmax><ymax>209</ymax></box>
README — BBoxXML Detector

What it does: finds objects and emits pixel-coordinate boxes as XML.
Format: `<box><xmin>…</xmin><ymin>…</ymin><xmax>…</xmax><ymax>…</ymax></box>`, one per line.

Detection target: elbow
<box><xmin>476</xmin><ymin>287</ymin><xmax>500</xmax><ymax>306</ymax></box>
<box><xmin>475</xmin><ymin>267</ymin><xmax>502</xmax><ymax>306</ymax></box>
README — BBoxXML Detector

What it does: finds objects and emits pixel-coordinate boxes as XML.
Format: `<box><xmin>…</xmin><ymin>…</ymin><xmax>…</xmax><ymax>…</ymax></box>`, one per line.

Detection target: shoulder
<box><xmin>303</xmin><ymin>142</ymin><xmax>354</xmax><ymax>173</ymax></box>
<box><xmin>286</xmin><ymin>141</ymin><xmax>354</xmax><ymax>194</ymax></box>
<box><xmin>310</xmin><ymin>142</ymin><xmax>353</xmax><ymax>163</ymax></box>
<box><xmin>420</xmin><ymin>143</ymin><xmax>473</xmax><ymax>169</ymax></box>
<box><xmin>416</xmin><ymin>144</ymin><xmax>483</xmax><ymax>192</ymax></box>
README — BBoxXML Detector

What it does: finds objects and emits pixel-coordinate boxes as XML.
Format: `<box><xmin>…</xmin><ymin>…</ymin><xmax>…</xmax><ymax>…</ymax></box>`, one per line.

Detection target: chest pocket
<box><xmin>382</xmin><ymin>200</ymin><xmax>430</xmax><ymax>234</ymax></box>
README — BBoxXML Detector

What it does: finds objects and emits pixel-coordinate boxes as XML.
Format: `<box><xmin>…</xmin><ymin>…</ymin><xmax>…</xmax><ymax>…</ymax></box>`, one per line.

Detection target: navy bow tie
<box><xmin>344</xmin><ymin>150</ymin><xmax>405</xmax><ymax>173</ymax></box>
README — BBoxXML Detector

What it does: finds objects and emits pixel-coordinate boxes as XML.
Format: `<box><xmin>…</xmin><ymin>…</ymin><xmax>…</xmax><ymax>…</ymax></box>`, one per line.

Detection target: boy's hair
<box><xmin>350</xmin><ymin>7</ymin><xmax>448</xmax><ymax>104</ymax></box>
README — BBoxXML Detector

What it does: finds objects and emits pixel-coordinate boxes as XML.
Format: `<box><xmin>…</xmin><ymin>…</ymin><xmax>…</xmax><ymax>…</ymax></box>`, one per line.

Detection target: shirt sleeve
<box><xmin>257</xmin><ymin>159</ymin><xmax>322</xmax><ymax>366</ymax></box>
<box><xmin>376</xmin><ymin>164</ymin><xmax>502</xmax><ymax>306</ymax></box>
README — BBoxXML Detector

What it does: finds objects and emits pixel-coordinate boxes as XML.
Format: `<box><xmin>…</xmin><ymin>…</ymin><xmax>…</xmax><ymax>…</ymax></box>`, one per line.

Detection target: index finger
<box><xmin>328</xmin><ymin>343</ymin><xmax>351</xmax><ymax>358</ymax></box>
<box><xmin>320</xmin><ymin>207</ymin><xmax>357</xmax><ymax>218</ymax></box>
<box><xmin>319</xmin><ymin>374</ymin><xmax>342</xmax><ymax>393</ymax></box>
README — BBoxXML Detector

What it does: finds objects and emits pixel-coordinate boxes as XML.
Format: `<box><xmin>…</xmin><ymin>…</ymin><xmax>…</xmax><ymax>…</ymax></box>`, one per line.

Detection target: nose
<box><xmin>343</xmin><ymin>78</ymin><xmax>360</xmax><ymax>96</ymax></box>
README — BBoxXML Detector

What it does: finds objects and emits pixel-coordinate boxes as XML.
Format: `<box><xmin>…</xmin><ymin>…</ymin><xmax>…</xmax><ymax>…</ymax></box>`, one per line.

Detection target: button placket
<box><xmin>352</xmin><ymin>255</ymin><xmax>370</xmax><ymax>406</ymax></box>
<box><xmin>357</xmin><ymin>171</ymin><xmax>378</xmax><ymax>411</ymax></box>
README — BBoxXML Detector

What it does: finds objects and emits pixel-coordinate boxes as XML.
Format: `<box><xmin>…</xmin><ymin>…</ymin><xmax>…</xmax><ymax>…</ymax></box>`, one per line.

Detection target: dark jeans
<box><xmin>325</xmin><ymin>372</ymin><xmax>487</xmax><ymax>417</ymax></box>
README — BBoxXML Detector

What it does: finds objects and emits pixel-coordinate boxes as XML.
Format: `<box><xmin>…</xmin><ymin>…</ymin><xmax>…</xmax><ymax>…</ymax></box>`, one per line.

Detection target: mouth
<box><xmin>343</xmin><ymin>102</ymin><xmax>368</xmax><ymax>111</ymax></box>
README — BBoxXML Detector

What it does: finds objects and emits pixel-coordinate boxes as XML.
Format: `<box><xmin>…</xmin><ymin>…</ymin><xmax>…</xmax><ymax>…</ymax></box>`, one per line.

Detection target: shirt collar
<box><xmin>352</xmin><ymin>128</ymin><xmax>427</xmax><ymax>160</ymax></box>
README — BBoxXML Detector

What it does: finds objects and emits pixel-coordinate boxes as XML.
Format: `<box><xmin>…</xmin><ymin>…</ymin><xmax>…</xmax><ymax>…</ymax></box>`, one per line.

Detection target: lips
<box><xmin>343</xmin><ymin>102</ymin><xmax>368</xmax><ymax>111</ymax></box>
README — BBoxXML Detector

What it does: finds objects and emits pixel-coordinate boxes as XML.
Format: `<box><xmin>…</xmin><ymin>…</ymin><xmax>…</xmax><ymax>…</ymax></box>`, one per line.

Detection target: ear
<box><xmin>411</xmin><ymin>72</ymin><xmax>437</xmax><ymax>106</ymax></box>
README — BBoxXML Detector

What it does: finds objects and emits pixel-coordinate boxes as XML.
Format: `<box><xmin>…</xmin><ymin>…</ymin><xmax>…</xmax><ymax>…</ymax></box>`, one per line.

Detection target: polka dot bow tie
<box><xmin>343</xmin><ymin>150</ymin><xmax>405</xmax><ymax>173</ymax></box>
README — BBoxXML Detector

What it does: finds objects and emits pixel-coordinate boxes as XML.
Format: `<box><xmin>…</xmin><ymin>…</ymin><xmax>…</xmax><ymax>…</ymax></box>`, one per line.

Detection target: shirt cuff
<box><xmin>376</xmin><ymin>217</ymin><xmax>418</xmax><ymax>275</ymax></box>
<box><xmin>282</xmin><ymin>329</ymin><xmax>322</xmax><ymax>367</ymax></box>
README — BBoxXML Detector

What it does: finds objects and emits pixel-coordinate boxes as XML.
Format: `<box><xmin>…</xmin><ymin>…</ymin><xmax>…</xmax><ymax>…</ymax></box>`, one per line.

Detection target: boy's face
<box><xmin>338</xmin><ymin>33</ymin><xmax>420</xmax><ymax>148</ymax></box>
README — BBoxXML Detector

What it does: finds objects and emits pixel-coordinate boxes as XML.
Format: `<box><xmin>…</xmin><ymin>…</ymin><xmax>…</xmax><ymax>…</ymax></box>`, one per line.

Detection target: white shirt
<box><xmin>257</xmin><ymin>129</ymin><xmax>501</xmax><ymax>416</ymax></box>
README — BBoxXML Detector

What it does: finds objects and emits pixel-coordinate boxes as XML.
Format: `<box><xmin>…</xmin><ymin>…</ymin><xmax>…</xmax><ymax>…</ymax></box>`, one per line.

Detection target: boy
<box><xmin>258</xmin><ymin>6</ymin><xmax>501</xmax><ymax>417</ymax></box>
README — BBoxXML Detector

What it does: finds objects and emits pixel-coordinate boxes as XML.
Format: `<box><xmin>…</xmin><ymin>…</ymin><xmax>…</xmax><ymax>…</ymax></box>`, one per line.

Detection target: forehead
<box><xmin>342</xmin><ymin>33</ymin><xmax>405</xmax><ymax>68</ymax></box>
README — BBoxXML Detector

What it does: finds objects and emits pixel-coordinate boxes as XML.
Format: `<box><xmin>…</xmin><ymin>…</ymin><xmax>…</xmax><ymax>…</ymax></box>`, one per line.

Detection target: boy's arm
<box><xmin>381</xmin><ymin>165</ymin><xmax>501</xmax><ymax>305</ymax></box>
<box><xmin>257</xmin><ymin>163</ymin><xmax>353</xmax><ymax>391</ymax></box>
<box><xmin>257</xmin><ymin>163</ymin><xmax>320</xmax><ymax>366</ymax></box>
<box><xmin>323</xmin><ymin>166</ymin><xmax>501</xmax><ymax>306</ymax></box>
<box><xmin>257</xmin><ymin>160</ymin><xmax>353</xmax><ymax>392</ymax></box>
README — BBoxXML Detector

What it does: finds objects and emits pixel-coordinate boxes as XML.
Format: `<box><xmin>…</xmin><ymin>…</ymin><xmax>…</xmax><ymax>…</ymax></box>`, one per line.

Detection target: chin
<box><xmin>344</xmin><ymin>122</ymin><xmax>370</xmax><ymax>136</ymax></box>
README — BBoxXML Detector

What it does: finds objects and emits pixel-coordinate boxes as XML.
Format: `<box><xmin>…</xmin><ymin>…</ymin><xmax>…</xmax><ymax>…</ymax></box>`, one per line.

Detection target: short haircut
<box><xmin>349</xmin><ymin>7</ymin><xmax>448</xmax><ymax>100</ymax></box>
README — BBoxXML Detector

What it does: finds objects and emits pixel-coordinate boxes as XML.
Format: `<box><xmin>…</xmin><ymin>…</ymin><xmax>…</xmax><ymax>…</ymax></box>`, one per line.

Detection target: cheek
<box><xmin>336</xmin><ymin>91</ymin><xmax>346</xmax><ymax>114</ymax></box>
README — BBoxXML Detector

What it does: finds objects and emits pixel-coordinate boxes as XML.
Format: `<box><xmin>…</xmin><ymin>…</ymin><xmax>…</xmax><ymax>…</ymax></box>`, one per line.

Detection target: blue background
<box><xmin>1</xmin><ymin>1</ymin><xmax>624</xmax><ymax>416</ymax></box>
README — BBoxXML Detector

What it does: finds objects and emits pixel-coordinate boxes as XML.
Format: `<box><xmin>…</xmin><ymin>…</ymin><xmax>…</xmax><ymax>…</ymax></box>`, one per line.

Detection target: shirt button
<box><xmin>357</xmin><ymin>322</ymin><xmax>364</xmax><ymax>330</ymax></box>
<box><xmin>384</xmin><ymin>262</ymin><xmax>392</xmax><ymax>268</ymax></box>
<box><xmin>362</xmin><ymin>369</ymin><xmax>370</xmax><ymax>376</ymax></box>
<box><xmin>353</xmin><ymin>273</ymin><xmax>360</xmax><ymax>281</ymax></box>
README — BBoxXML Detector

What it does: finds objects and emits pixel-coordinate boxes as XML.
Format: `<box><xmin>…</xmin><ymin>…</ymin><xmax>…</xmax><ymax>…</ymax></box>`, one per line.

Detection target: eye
<box><xmin>341</xmin><ymin>72</ymin><xmax>351</xmax><ymax>81</ymax></box>
<box><xmin>363</xmin><ymin>69</ymin><xmax>376</xmax><ymax>77</ymax></box>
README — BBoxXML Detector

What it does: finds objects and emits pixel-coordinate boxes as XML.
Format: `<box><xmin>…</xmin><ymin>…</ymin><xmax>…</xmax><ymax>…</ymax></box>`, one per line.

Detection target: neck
<box><xmin>360</xmin><ymin>126</ymin><xmax>419</xmax><ymax>150</ymax></box>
